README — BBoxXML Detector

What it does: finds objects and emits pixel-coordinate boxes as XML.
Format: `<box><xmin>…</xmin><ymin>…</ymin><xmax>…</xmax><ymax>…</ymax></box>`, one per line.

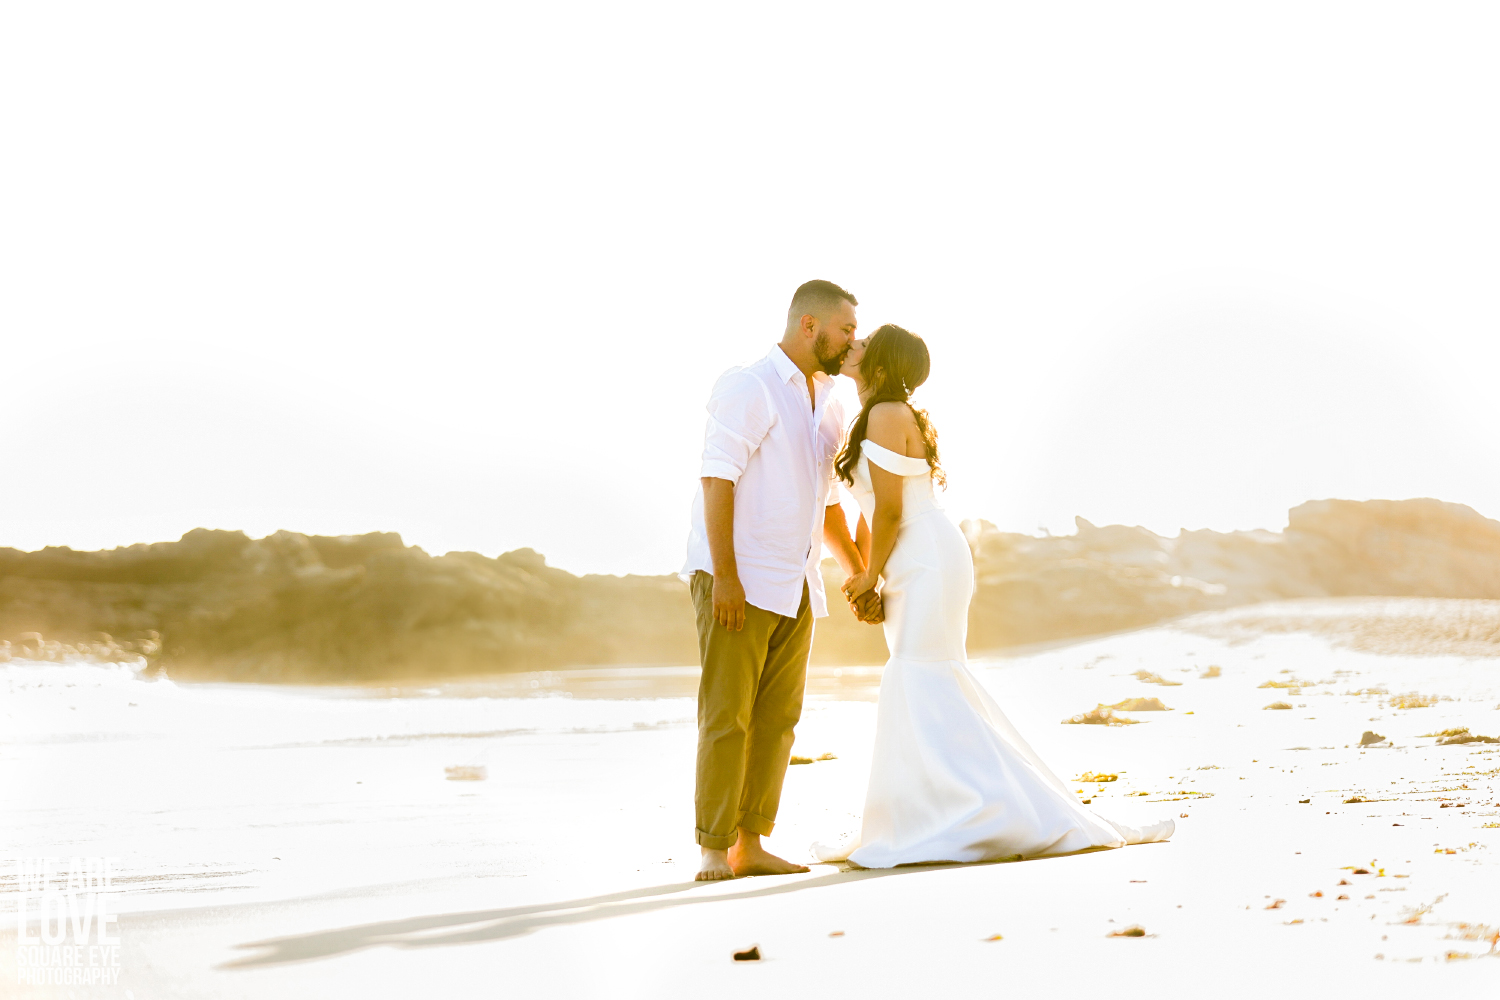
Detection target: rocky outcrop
<box><xmin>962</xmin><ymin>497</ymin><xmax>1500</xmax><ymax>650</ymax></box>
<box><xmin>5</xmin><ymin>498</ymin><xmax>1500</xmax><ymax>680</ymax></box>
<box><xmin>1286</xmin><ymin>498</ymin><xmax>1500</xmax><ymax>598</ymax></box>
<box><xmin>0</xmin><ymin>530</ymin><xmax>701</xmax><ymax>681</ymax></box>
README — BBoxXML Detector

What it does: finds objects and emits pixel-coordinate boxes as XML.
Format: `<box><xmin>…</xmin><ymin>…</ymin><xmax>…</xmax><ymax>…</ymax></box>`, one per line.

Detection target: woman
<box><xmin>818</xmin><ymin>324</ymin><xmax>1173</xmax><ymax>867</ymax></box>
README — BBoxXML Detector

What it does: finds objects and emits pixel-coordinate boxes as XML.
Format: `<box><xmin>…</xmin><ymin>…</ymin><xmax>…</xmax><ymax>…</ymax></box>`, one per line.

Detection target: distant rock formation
<box><xmin>963</xmin><ymin>497</ymin><xmax>1500</xmax><ymax>649</ymax></box>
<box><xmin>4</xmin><ymin>498</ymin><xmax>1500</xmax><ymax>680</ymax></box>
<box><xmin>0</xmin><ymin>530</ymin><xmax>701</xmax><ymax>681</ymax></box>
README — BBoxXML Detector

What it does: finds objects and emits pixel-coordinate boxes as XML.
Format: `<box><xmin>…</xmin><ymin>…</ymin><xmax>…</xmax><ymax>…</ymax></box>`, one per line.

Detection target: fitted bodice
<box><xmin>847</xmin><ymin>439</ymin><xmax>941</xmax><ymax>522</ymax></box>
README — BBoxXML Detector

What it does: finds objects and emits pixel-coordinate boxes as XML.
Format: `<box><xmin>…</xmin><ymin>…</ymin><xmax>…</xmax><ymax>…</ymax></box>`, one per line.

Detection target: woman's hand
<box><xmin>841</xmin><ymin>570</ymin><xmax>877</xmax><ymax>603</ymax></box>
<box><xmin>851</xmin><ymin>589</ymin><xmax>885</xmax><ymax>624</ymax></box>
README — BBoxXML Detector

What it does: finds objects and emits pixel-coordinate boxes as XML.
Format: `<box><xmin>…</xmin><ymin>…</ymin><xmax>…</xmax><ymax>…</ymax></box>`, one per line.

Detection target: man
<box><xmin>682</xmin><ymin>279</ymin><xmax>883</xmax><ymax>881</ymax></box>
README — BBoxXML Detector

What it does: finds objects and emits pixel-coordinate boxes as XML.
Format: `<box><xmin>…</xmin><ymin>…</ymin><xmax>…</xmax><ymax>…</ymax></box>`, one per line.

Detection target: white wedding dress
<box><xmin>815</xmin><ymin>438</ymin><xmax>1173</xmax><ymax>868</ymax></box>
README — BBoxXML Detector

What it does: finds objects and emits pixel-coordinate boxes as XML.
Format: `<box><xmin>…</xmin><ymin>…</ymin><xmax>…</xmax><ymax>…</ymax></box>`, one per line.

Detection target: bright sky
<box><xmin>4</xmin><ymin>3</ymin><xmax>1498</xmax><ymax>576</ymax></box>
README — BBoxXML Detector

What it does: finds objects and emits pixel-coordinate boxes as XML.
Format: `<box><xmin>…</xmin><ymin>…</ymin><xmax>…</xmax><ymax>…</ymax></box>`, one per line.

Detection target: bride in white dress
<box><xmin>817</xmin><ymin>324</ymin><xmax>1173</xmax><ymax>868</ymax></box>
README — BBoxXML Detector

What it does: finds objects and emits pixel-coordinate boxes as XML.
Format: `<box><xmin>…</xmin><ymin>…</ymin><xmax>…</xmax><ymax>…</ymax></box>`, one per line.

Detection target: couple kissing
<box><xmin>681</xmin><ymin>280</ymin><xmax>1173</xmax><ymax>882</ymax></box>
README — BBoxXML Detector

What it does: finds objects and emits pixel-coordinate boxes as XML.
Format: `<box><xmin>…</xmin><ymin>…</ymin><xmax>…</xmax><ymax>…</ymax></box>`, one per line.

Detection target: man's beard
<box><xmin>814</xmin><ymin>331</ymin><xmax>849</xmax><ymax>375</ymax></box>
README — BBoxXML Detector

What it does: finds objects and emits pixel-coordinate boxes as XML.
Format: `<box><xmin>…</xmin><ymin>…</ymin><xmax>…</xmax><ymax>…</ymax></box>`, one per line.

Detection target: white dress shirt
<box><xmin>682</xmin><ymin>346</ymin><xmax>845</xmax><ymax>619</ymax></box>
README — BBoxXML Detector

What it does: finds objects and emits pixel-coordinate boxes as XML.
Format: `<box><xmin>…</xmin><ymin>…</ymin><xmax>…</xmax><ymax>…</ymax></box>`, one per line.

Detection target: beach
<box><xmin>4</xmin><ymin>597</ymin><xmax>1499</xmax><ymax>996</ymax></box>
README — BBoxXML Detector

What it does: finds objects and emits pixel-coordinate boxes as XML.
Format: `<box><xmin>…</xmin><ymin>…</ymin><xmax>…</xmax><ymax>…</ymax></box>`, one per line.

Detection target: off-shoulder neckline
<box><xmin>861</xmin><ymin>439</ymin><xmax>931</xmax><ymax>476</ymax></box>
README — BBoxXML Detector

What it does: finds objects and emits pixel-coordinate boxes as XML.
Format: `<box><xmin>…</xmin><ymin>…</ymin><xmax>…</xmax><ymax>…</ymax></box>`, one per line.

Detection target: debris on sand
<box><xmin>1359</xmin><ymin>731</ymin><xmax>1386</xmax><ymax>746</ymax></box>
<box><xmin>1399</xmin><ymin>895</ymin><xmax>1447</xmax><ymax>924</ymax></box>
<box><xmin>1077</xmin><ymin>772</ymin><xmax>1119</xmax><ymax>782</ymax></box>
<box><xmin>829</xmin><ymin>931</ymin><xmax>845</xmax><ymax>937</ymax></box>
<box><xmin>732</xmin><ymin>945</ymin><xmax>761</xmax><ymax>961</ymax></box>
<box><xmin>1108</xmin><ymin>697</ymin><xmax>1172</xmax><ymax>712</ymax></box>
<box><xmin>444</xmin><ymin>766</ymin><xmax>487</xmax><ymax>781</ymax></box>
<box><xmin>790</xmin><ymin>753</ymin><xmax>838</xmax><ymax>764</ymax></box>
<box><xmin>1259</xmin><ymin>679</ymin><xmax>1309</xmax><ymax>690</ymax></box>
<box><xmin>1437</xmin><ymin>733</ymin><xmax>1500</xmax><ymax>745</ymax></box>
<box><xmin>1444</xmin><ymin>923</ymin><xmax>1500</xmax><ymax>955</ymax></box>
<box><xmin>1264</xmin><ymin>702</ymin><xmax>1293</xmax><ymax>710</ymax></box>
<box><xmin>1134</xmin><ymin>670</ymin><xmax>1182</xmax><ymax>686</ymax></box>
<box><xmin>1107</xmin><ymin>925</ymin><xmax>1147</xmax><ymax>937</ymax></box>
<box><xmin>1266</xmin><ymin>899</ymin><xmax>1286</xmax><ymax>909</ymax></box>
<box><xmin>982</xmin><ymin>934</ymin><xmax>1004</xmax><ymax>941</ymax></box>
<box><xmin>1063</xmin><ymin>707</ymin><xmax>1140</xmax><ymax>726</ymax></box>
<box><xmin>1390</xmin><ymin>693</ymin><xmax>1440</xmax><ymax>709</ymax></box>
<box><xmin>1423</xmin><ymin>727</ymin><xmax>1470</xmax><ymax>738</ymax></box>
<box><xmin>1200</xmin><ymin>666</ymin><xmax>1222</xmax><ymax>679</ymax></box>
<box><xmin>1344</xmin><ymin>796</ymin><xmax>1366</xmax><ymax>803</ymax></box>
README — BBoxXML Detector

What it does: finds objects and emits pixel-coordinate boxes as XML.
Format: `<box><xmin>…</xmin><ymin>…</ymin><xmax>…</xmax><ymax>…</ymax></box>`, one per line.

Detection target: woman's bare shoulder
<box><xmin>865</xmin><ymin>401</ymin><xmax>919</xmax><ymax>451</ymax></box>
<box><xmin>866</xmin><ymin>400</ymin><xmax>918</xmax><ymax>430</ymax></box>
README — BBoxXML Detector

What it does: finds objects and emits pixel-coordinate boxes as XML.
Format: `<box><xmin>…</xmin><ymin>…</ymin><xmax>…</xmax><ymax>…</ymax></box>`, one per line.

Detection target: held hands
<box><xmin>716</xmin><ymin>570</ymin><xmax>881</xmax><ymax>630</ymax></box>
<box><xmin>851</xmin><ymin>588</ymin><xmax>885</xmax><ymax>624</ymax></box>
<box><xmin>842</xmin><ymin>572</ymin><xmax>884</xmax><ymax>624</ymax></box>
<box><xmin>841</xmin><ymin>570</ymin><xmax>876</xmax><ymax>603</ymax></box>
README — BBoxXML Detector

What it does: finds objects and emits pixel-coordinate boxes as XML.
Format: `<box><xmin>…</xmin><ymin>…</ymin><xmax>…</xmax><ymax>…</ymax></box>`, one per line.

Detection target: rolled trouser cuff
<box><xmin>737</xmin><ymin>810</ymin><xmax>775</xmax><ymax>837</ymax></box>
<box><xmin>696</xmin><ymin>827</ymin><xmax>738</xmax><ymax>850</ymax></box>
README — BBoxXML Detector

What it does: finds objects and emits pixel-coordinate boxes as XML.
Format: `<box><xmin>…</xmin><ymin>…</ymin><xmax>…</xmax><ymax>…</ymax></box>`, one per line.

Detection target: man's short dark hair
<box><xmin>787</xmin><ymin>279</ymin><xmax>858</xmax><ymax>330</ymax></box>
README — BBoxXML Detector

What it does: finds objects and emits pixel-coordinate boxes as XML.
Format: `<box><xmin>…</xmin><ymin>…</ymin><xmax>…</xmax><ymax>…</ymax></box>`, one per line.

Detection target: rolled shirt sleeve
<box><xmin>699</xmin><ymin>370</ymin><xmax>773</xmax><ymax>484</ymax></box>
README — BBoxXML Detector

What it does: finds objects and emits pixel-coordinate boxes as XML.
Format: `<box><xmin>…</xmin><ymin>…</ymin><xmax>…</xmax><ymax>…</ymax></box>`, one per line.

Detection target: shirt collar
<box><xmin>768</xmin><ymin>345</ymin><xmax>802</xmax><ymax>385</ymax></box>
<box><xmin>769</xmin><ymin>346</ymin><xmax>834</xmax><ymax>389</ymax></box>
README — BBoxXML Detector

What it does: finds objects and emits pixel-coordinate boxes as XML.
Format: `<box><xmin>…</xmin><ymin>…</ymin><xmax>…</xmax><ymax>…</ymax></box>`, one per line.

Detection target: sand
<box><xmin>4</xmin><ymin>597</ymin><xmax>1499</xmax><ymax>997</ymax></box>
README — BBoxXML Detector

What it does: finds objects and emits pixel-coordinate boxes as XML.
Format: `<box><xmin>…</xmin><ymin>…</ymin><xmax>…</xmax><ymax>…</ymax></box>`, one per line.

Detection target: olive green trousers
<box><xmin>691</xmin><ymin>571</ymin><xmax>813</xmax><ymax>850</ymax></box>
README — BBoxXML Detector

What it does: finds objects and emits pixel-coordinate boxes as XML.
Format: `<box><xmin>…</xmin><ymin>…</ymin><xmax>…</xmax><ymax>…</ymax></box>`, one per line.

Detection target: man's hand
<box><xmin>852</xmin><ymin>589</ymin><xmax>884</xmax><ymax>625</ymax></box>
<box><xmin>712</xmin><ymin>573</ymin><xmax>747</xmax><ymax>631</ymax></box>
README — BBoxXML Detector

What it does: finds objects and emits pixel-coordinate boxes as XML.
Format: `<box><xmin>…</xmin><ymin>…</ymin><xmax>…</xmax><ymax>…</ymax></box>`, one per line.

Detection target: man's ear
<box><xmin>800</xmin><ymin>313</ymin><xmax>818</xmax><ymax>338</ymax></box>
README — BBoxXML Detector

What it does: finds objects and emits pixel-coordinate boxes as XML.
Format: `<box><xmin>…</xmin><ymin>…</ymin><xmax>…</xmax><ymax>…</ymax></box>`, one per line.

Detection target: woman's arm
<box><xmin>855</xmin><ymin>514</ymin><xmax>872</xmax><ymax>565</ymax></box>
<box><xmin>822</xmin><ymin>502</ymin><xmax>863</xmax><ymax>578</ymax></box>
<box><xmin>841</xmin><ymin>403</ymin><xmax>917</xmax><ymax>602</ymax></box>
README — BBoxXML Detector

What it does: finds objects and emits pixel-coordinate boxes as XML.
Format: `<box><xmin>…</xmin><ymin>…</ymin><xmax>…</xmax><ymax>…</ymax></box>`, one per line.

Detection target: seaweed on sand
<box><xmin>1063</xmin><ymin>706</ymin><xmax>1140</xmax><ymax>726</ymax></box>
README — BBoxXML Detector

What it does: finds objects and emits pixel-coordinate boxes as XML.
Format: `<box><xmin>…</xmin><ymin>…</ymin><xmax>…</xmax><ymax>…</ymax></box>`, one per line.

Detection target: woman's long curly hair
<box><xmin>834</xmin><ymin>324</ymin><xmax>946</xmax><ymax>488</ymax></box>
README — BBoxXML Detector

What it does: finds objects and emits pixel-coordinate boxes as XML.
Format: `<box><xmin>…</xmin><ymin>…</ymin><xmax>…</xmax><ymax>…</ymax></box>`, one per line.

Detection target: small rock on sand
<box><xmin>1109</xmin><ymin>698</ymin><xmax>1172</xmax><ymax>712</ymax></box>
<box><xmin>1063</xmin><ymin>707</ymin><xmax>1140</xmax><ymax>726</ymax></box>
<box><xmin>1107</xmin><ymin>925</ymin><xmax>1147</xmax><ymax>937</ymax></box>
<box><xmin>1134</xmin><ymin>670</ymin><xmax>1182</xmax><ymax>687</ymax></box>
<box><xmin>789</xmin><ymin>753</ymin><xmax>838</xmax><ymax>764</ymax></box>
<box><xmin>1264</xmin><ymin>702</ymin><xmax>1293</xmax><ymax>710</ymax></box>
<box><xmin>1359</xmin><ymin>731</ymin><xmax>1386</xmax><ymax>746</ymax></box>
<box><xmin>732</xmin><ymin>946</ymin><xmax>761</xmax><ymax>961</ymax></box>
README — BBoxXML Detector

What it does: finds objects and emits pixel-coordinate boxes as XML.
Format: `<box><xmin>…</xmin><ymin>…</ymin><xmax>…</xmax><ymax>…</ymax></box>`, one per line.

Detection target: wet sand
<box><xmin>3</xmin><ymin>598</ymin><xmax>1499</xmax><ymax>996</ymax></box>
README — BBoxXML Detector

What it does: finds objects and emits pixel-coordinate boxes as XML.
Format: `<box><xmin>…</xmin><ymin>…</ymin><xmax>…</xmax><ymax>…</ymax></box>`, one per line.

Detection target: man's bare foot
<box><xmin>729</xmin><ymin>834</ymin><xmax>810</xmax><ymax>877</ymax></box>
<box><xmin>696</xmin><ymin>848</ymin><xmax>735</xmax><ymax>881</ymax></box>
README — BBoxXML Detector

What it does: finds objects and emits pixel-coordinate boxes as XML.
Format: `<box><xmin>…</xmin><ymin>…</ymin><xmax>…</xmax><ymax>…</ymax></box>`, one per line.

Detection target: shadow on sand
<box><xmin>225</xmin><ymin>858</ymin><xmax>1044</xmax><ymax>969</ymax></box>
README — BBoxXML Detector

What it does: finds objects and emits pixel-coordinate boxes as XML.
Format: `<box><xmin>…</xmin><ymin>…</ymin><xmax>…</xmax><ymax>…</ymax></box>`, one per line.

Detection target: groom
<box><xmin>683</xmin><ymin>279</ymin><xmax>882</xmax><ymax>881</ymax></box>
